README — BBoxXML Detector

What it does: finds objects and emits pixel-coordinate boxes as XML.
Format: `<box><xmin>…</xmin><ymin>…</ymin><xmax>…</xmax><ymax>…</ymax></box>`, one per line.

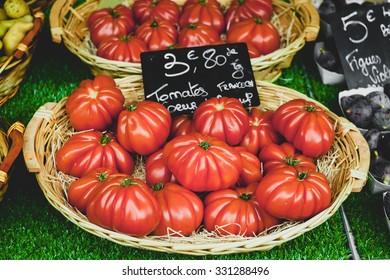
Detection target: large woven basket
<box><xmin>49</xmin><ymin>0</ymin><xmax>319</xmax><ymax>81</ymax></box>
<box><xmin>0</xmin><ymin>9</ymin><xmax>44</xmax><ymax>107</ymax></box>
<box><xmin>0</xmin><ymin>120</ymin><xmax>25</xmax><ymax>203</ymax></box>
<box><xmin>22</xmin><ymin>80</ymin><xmax>370</xmax><ymax>255</ymax></box>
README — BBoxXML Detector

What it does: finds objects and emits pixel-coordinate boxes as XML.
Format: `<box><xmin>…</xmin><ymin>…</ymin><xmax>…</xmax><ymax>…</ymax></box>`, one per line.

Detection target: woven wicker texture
<box><xmin>49</xmin><ymin>0</ymin><xmax>319</xmax><ymax>81</ymax></box>
<box><xmin>23</xmin><ymin>80</ymin><xmax>370</xmax><ymax>255</ymax></box>
<box><xmin>0</xmin><ymin>9</ymin><xmax>44</xmax><ymax>107</ymax></box>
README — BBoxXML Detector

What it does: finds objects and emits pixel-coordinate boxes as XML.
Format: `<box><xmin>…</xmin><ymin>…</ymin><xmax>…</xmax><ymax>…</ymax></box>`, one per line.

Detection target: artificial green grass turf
<box><xmin>0</xmin><ymin>16</ymin><xmax>389</xmax><ymax>260</ymax></box>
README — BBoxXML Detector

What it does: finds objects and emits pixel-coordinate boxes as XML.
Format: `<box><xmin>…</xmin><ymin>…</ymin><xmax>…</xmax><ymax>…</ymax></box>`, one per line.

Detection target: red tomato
<box><xmin>116</xmin><ymin>100</ymin><xmax>172</xmax><ymax>156</ymax></box>
<box><xmin>272</xmin><ymin>99</ymin><xmax>335</xmax><ymax>158</ymax></box>
<box><xmin>87</xmin><ymin>4</ymin><xmax>135</xmax><ymax>47</ymax></box>
<box><xmin>149</xmin><ymin>182</ymin><xmax>204</xmax><ymax>236</ymax></box>
<box><xmin>145</xmin><ymin>148</ymin><xmax>175</xmax><ymax>185</ymax></box>
<box><xmin>179</xmin><ymin>0</ymin><xmax>225</xmax><ymax>34</ymax></box>
<box><xmin>203</xmin><ymin>183</ymin><xmax>280</xmax><ymax>236</ymax></box>
<box><xmin>96</xmin><ymin>34</ymin><xmax>149</xmax><ymax>63</ymax></box>
<box><xmin>193</xmin><ymin>97</ymin><xmax>249</xmax><ymax>146</ymax></box>
<box><xmin>67</xmin><ymin>167</ymin><xmax>118</xmax><ymax>214</ymax></box>
<box><xmin>239</xmin><ymin>108</ymin><xmax>283</xmax><ymax>155</ymax></box>
<box><xmin>259</xmin><ymin>142</ymin><xmax>317</xmax><ymax>173</ymax></box>
<box><xmin>234</xmin><ymin>146</ymin><xmax>262</xmax><ymax>186</ymax></box>
<box><xmin>226</xmin><ymin>16</ymin><xmax>280</xmax><ymax>57</ymax></box>
<box><xmin>136</xmin><ymin>17</ymin><xmax>178</xmax><ymax>51</ymax></box>
<box><xmin>178</xmin><ymin>22</ymin><xmax>221</xmax><ymax>47</ymax></box>
<box><xmin>86</xmin><ymin>174</ymin><xmax>162</xmax><ymax>236</ymax></box>
<box><xmin>132</xmin><ymin>0</ymin><xmax>181</xmax><ymax>24</ymax></box>
<box><xmin>169</xmin><ymin>114</ymin><xmax>196</xmax><ymax>139</ymax></box>
<box><xmin>225</xmin><ymin>0</ymin><xmax>273</xmax><ymax>30</ymax></box>
<box><xmin>255</xmin><ymin>166</ymin><xmax>332</xmax><ymax>220</ymax></box>
<box><xmin>65</xmin><ymin>75</ymin><xmax>125</xmax><ymax>131</ymax></box>
<box><xmin>163</xmin><ymin>133</ymin><xmax>243</xmax><ymax>192</ymax></box>
<box><xmin>55</xmin><ymin>131</ymin><xmax>135</xmax><ymax>178</ymax></box>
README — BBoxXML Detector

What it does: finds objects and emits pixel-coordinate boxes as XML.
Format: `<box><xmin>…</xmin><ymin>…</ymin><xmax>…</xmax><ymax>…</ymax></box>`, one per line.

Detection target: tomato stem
<box><xmin>284</xmin><ymin>156</ymin><xmax>300</xmax><ymax>167</ymax></box>
<box><xmin>240</xmin><ymin>193</ymin><xmax>251</xmax><ymax>201</ymax></box>
<box><xmin>127</xmin><ymin>103</ymin><xmax>138</xmax><ymax>111</ymax></box>
<box><xmin>150</xmin><ymin>182</ymin><xmax>165</xmax><ymax>191</ymax></box>
<box><xmin>304</xmin><ymin>104</ymin><xmax>317</xmax><ymax>112</ymax></box>
<box><xmin>109</xmin><ymin>9</ymin><xmax>120</xmax><ymax>19</ymax></box>
<box><xmin>100</xmin><ymin>133</ymin><xmax>111</xmax><ymax>146</ymax></box>
<box><xmin>120</xmin><ymin>177</ymin><xmax>139</xmax><ymax>187</ymax></box>
<box><xmin>297</xmin><ymin>172</ymin><xmax>307</xmax><ymax>181</ymax></box>
<box><xmin>187</xmin><ymin>23</ymin><xmax>198</xmax><ymax>30</ymax></box>
<box><xmin>97</xmin><ymin>172</ymin><xmax>109</xmax><ymax>182</ymax></box>
<box><xmin>199</xmin><ymin>0</ymin><xmax>207</xmax><ymax>6</ymax></box>
<box><xmin>199</xmin><ymin>141</ymin><xmax>211</xmax><ymax>150</ymax></box>
<box><xmin>254</xmin><ymin>17</ymin><xmax>263</xmax><ymax>25</ymax></box>
<box><xmin>151</xmin><ymin>20</ymin><xmax>159</xmax><ymax>28</ymax></box>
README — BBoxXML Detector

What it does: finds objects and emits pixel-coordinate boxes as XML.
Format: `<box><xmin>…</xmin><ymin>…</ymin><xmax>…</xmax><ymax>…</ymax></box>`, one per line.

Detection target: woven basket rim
<box><xmin>23</xmin><ymin>80</ymin><xmax>370</xmax><ymax>255</ymax></box>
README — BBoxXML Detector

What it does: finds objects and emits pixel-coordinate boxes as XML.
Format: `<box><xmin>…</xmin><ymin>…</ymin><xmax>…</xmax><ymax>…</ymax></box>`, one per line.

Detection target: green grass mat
<box><xmin>0</xmin><ymin>13</ymin><xmax>389</xmax><ymax>260</ymax></box>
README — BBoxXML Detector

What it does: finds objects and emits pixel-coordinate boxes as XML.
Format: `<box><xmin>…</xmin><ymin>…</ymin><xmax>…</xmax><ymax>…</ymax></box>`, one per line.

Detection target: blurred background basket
<box><xmin>0</xmin><ymin>119</ymin><xmax>24</xmax><ymax>203</ymax></box>
<box><xmin>0</xmin><ymin>8</ymin><xmax>44</xmax><ymax>107</ymax></box>
<box><xmin>49</xmin><ymin>0</ymin><xmax>319</xmax><ymax>81</ymax></box>
<box><xmin>22</xmin><ymin>79</ymin><xmax>370</xmax><ymax>255</ymax></box>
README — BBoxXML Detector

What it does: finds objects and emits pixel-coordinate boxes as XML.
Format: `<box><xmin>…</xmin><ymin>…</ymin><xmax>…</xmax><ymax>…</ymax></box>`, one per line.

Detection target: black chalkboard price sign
<box><xmin>140</xmin><ymin>43</ymin><xmax>260</xmax><ymax>116</ymax></box>
<box><xmin>330</xmin><ymin>3</ymin><xmax>390</xmax><ymax>89</ymax></box>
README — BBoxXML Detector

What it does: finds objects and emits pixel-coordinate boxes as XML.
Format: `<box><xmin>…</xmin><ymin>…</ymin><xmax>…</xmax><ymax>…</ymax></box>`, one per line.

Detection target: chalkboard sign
<box><xmin>140</xmin><ymin>43</ymin><xmax>260</xmax><ymax>116</ymax></box>
<box><xmin>330</xmin><ymin>3</ymin><xmax>390</xmax><ymax>89</ymax></box>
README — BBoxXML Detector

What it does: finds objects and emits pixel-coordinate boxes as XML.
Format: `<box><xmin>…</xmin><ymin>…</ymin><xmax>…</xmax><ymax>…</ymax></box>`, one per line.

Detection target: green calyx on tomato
<box><xmin>199</xmin><ymin>141</ymin><xmax>211</xmax><ymax>150</ymax></box>
<box><xmin>120</xmin><ymin>177</ymin><xmax>139</xmax><ymax>187</ymax></box>
<box><xmin>253</xmin><ymin>17</ymin><xmax>264</xmax><ymax>25</ymax></box>
<box><xmin>150</xmin><ymin>20</ymin><xmax>159</xmax><ymax>28</ymax></box>
<box><xmin>100</xmin><ymin>133</ymin><xmax>112</xmax><ymax>146</ymax></box>
<box><xmin>127</xmin><ymin>103</ymin><xmax>138</xmax><ymax>111</ymax></box>
<box><xmin>283</xmin><ymin>156</ymin><xmax>300</xmax><ymax>167</ymax></box>
<box><xmin>240</xmin><ymin>193</ymin><xmax>252</xmax><ymax>201</ymax></box>
<box><xmin>150</xmin><ymin>182</ymin><xmax>165</xmax><ymax>191</ymax></box>
<box><xmin>304</xmin><ymin>104</ymin><xmax>317</xmax><ymax>112</ymax></box>
<box><xmin>297</xmin><ymin>172</ymin><xmax>308</xmax><ymax>181</ymax></box>
<box><xmin>199</xmin><ymin>0</ymin><xmax>207</xmax><ymax>6</ymax></box>
<box><xmin>187</xmin><ymin>23</ymin><xmax>199</xmax><ymax>30</ymax></box>
<box><xmin>96</xmin><ymin>172</ymin><xmax>109</xmax><ymax>182</ymax></box>
<box><xmin>109</xmin><ymin>9</ymin><xmax>120</xmax><ymax>19</ymax></box>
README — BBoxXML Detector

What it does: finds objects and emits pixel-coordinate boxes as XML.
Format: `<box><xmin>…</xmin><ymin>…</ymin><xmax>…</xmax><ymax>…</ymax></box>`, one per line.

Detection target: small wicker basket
<box><xmin>0</xmin><ymin>9</ymin><xmax>44</xmax><ymax>107</ymax></box>
<box><xmin>23</xmin><ymin>80</ymin><xmax>370</xmax><ymax>255</ymax></box>
<box><xmin>49</xmin><ymin>0</ymin><xmax>319</xmax><ymax>81</ymax></box>
<box><xmin>0</xmin><ymin>120</ymin><xmax>25</xmax><ymax>203</ymax></box>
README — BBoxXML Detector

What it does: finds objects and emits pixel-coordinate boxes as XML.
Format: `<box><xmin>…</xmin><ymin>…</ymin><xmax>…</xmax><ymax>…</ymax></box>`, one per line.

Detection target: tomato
<box><xmin>225</xmin><ymin>0</ymin><xmax>273</xmax><ymax>30</ymax></box>
<box><xmin>234</xmin><ymin>146</ymin><xmax>262</xmax><ymax>186</ymax></box>
<box><xmin>67</xmin><ymin>167</ymin><xmax>118</xmax><ymax>214</ymax></box>
<box><xmin>239</xmin><ymin>108</ymin><xmax>283</xmax><ymax>155</ymax></box>
<box><xmin>87</xmin><ymin>4</ymin><xmax>135</xmax><ymax>47</ymax></box>
<box><xmin>163</xmin><ymin>133</ymin><xmax>243</xmax><ymax>192</ymax></box>
<box><xmin>255</xmin><ymin>166</ymin><xmax>332</xmax><ymax>220</ymax></box>
<box><xmin>178</xmin><ymin>22</ymin><xmax>221</xmax><ymax>48</ymax></box>
<box><xmin>193</xmin><ymin>97</ymin><xmax>249</xmax><ymax>146</ymax></box>
<box><xmin>96</xmin><ymin>34</ymin><xmax>149</xmax><ymax>63</ymax></box>
<box><xmin>135</xmin><ymin>18</ymin><xmax>178</xmax><ymax>51</ymax></box>
<box><xmin>169</xmin><ymin>114</ymin><xmax>196</xmax><ymax>139</ymax></box>
<box><xmin>149</xmin><ymin>182</ymin><xmax>204</xmax><ymax>236</ymax></box>
<box><xmin>145</xmin><ymin>148</ymin><xmax>175</xmax><ymax>185</ymax></box>
<box><xmin>226</xmin><ymin>16</ymin><xmax>280</xmax><ymax>57</ymax></box>
<box><xmin>65</xmin><ymin>75</ymin><xmax>125</xmax><ymax>131</ymax></box>
<box><xmin>132</xmin><ymin>0</ymin><xmax>181</xmax><ymax>24</ymax></box>
<box><xmin>259</xmin><ymin>142</ymin><xmax>317</xmax><ymax>174</ymax></box>
<box><xmin>116</xmin><ymin>100</ymin><xmax>172</xmax><ymax>156</ymax></box>
<box><xmin>55</xmin><ymin>131</ymin><xmax>135</xmax><ymax>178</ymax></box>
<box><xmin>203</xmin><ymin>183</ymin><xmax>280</xmax><ymax>236</ymax></box>
<box><xmin>272</xmin><ymin>99</ymin><xmax>335</xmax><ymax>158</ymax></box>
<box><xmin>179</xmin><ymin>0</ymin><xmax>225</xmax><ymax>34</ymax></box>
<box><xmin>86</xmin><ymin>174</ymin><xmax>162</xmax><ymax>236</ymax></box>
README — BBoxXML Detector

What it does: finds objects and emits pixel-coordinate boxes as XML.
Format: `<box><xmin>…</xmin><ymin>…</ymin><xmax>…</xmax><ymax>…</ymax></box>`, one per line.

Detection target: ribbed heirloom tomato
<box><xmin>136</xmin><ymin>18</ymin><xmax>178</xmax><ymax>51</ymax></box>
<box><xmin>67</xmin><ymin>167</ymin><xmax>118</xmax><ymax>214</ymax></box>
<box><xmin>225</xmin><ymin>0</ymin><xmax>273</xmax><ymax>29</ymax></box>
<box><xmin>65</xmin><ymin>75</ymin><xmax>125</xmax><ymax>131</ymax></box>
<box><xmin>149</xmin><ymin>182</ymin><xmax>204</xmax><ymax>236</ymax></box>
<box><xmin>233</xmin><ymin>146</ymin><xmax>262</xmax><ymax>186</ymax></box>
<box><xmin>116</xmin><ymin>100</ymin><xmax>172</xmax><ymax>156</ymax></box>
<box><xmin>259</xmin><ymin>142</ymin><xmax>317</xmax><ymax>174</ymax></box>
<box><xmin>178</xmin><ymin>22</ymin><xmax>221</xmax><ymax>47</ymax></box>
<box><xmin>203</xmin><ymin>183</ymin><xmax>280</xmax><ymax>236</ymax></box>
<box><xmin>163</xmin><ymin>133</ymin><xmax>243</xmax><ymax>192</ymax></box>
<box><xmin>272</xmin><ymin>99</ymin><xmax>335</xmax><ymax>158</ymax></box>
<box><xmin>86</xmin><ymin>174</ymin><xmax>162</xmax><ymax>236</ymax></box>
<box><xmin>132</xmin><ymin>0</ymin><xmax>181</xmax><ymax>24</ymax></box>
<box><xmin>87</xmin><ymin>4</ymin><xmax>135</xmax><ymax>47</ymax></box>
<box><xmin>255</xmin><ymin>166</ymin><xmax>332</xmax><ymax>220</ymax></box>
<box><xmin>193</xmin><ymin>96</ymin><xmax>249</xmax><ymax>146</ymax></box>
<box><xmin>145</xmin><ymin>148</ymin><xmax>175</xmax><ymax>185</ymax></box>
<box><xmin>239</xmin><ymin>108</ymin><xmax>283</xmax><ymax>155</ymax></box>
<box><xmin>169</xmin><ymin>114</ymin><xmax>196</xmax><ymax>139</ymax></box>
<box><xmin>55</xmin><ymin>131</ymin><xmax>135</xmax><ymax>178</ymax></box>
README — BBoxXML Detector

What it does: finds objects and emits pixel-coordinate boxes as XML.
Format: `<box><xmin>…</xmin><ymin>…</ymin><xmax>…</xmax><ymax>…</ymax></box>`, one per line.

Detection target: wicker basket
<box><xmin>22</xmin><ymin>80</ymin><xmax>370</xmax><ymax>256</ymax></box>
<box><xmin>49</xmin><ymin>0</ymin><xmax>319</xmax><ymax>81</ymax></box>
<box><xmin>0</xmin><ymin>9</ymin><xmax>44</xmax><ymax>107</ymax></box>
<box><xmin>0</xmin><ymin>120</ymin><xmax>25</xmax><ymax>203</ymax></box>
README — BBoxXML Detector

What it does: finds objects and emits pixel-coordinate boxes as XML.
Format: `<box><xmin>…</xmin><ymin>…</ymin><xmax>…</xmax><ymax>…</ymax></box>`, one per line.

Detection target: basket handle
<box><xmin>23</xmin><ymin>102</ymin><xmax>57</xmax><ymax>173</ymax></box>
<box><xmin>50</xmin><ymin>0</ymin><xmax>78</xmax><ymax>44</ymax></box>
<box><xmin>291</xmin><ymin>0</ymin><xmax>320</xmax><ymax>42</ymax></box>
<box><xmin>0</xmin><ymin>122</ymin><xmax>25</xmax><ymax>189</ymax></box>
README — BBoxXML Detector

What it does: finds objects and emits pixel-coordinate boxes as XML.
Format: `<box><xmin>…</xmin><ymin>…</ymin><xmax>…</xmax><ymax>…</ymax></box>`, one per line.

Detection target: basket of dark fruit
<box><xmin>339</xmin><ymin>84</ymin><xmax>390</xmax><ymax>194</ymax></box>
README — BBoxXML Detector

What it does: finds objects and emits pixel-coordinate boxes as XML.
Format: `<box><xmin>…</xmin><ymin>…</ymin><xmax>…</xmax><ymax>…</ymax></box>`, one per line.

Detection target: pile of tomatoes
<box><xmin>56</xmin><ymin>74</ymin><xmax>336</xmax><ymax>238</ymax></box>
<box><xmin>87</xmin><ymin>0</ymin><xmax>281</xmax><ymax>63</ymax></box>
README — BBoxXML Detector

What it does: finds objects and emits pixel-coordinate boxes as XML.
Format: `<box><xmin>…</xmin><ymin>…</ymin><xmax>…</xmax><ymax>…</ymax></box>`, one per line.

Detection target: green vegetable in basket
<box><xmin>2</xmin><ymin>20</ymin><xmax>33</xmax><ymax>56</ymax></box>
<box><xmin>4</xmin><ymin>0</ymin><xmax>30</xmax><ymax>19</ymax></box>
